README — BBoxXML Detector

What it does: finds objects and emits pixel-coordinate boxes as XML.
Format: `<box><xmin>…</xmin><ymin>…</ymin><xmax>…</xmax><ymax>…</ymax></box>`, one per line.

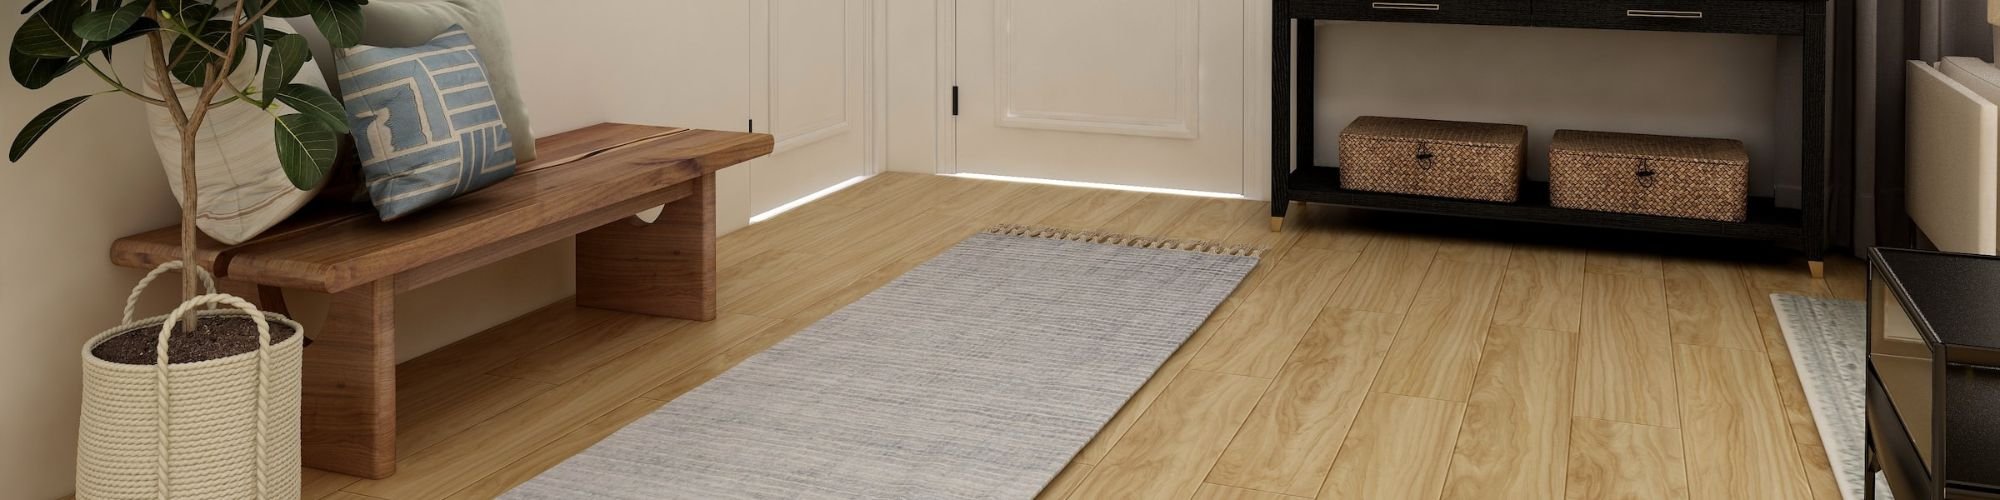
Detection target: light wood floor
<box><xmin>300</xmin><ymin>172</ymin><xmax>1867</xmax><ymax>500</ymax></box>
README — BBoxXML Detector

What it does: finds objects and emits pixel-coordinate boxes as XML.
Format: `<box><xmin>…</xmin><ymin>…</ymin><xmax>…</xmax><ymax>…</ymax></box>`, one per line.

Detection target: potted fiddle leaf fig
<box><xmin>7</xmin><ymin>0</ymin><xmax>363</xmax><ymax>497</ymax></box>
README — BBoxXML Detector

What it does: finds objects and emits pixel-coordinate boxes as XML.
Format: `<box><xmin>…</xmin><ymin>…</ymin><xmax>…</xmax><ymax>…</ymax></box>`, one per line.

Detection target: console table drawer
<box><xmin>1292</xmin><ymin>0</ymin><xmax>1531</xmax><ymax>26</ymax></box>
<box><xmin>1534</xmin><ymin>0</ymin><xmax>1806</xmax><ymax>35</ymax></box>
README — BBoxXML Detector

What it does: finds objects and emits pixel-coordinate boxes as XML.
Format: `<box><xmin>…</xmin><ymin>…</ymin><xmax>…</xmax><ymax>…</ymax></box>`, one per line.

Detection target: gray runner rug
<box><xmin>1771</xmin><ymin>293</ymin><xmax>1893</xmax><ymax>500</ymax></box>
<box><xmin>505</xmin><ymin>225</ymin><xmax>1260</xmax><ymax>499</ymax></box>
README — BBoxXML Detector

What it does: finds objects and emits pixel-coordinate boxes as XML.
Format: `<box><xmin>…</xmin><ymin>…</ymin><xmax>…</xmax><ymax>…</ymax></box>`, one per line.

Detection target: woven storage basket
<box><xmin>1338</xmin><ymin>116</ymin><xmax>1527</xmax><ymax>202</ymax></box>
<box><xmin>1549</xmin><ymin>130</ymin><xmax>1750</xmax><ymax>222</ymax></box>
<box><xmin>76</xmin><ymin>262</ymin><xmax>303</xmax><ymax>500</ymax></box>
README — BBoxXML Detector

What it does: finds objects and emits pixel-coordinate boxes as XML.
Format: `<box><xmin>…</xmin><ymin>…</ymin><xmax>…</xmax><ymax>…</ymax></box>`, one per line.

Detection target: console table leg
<box><xmin>577</xmin><ymin>174</ymin><xmax>718</xmax><ymax>321</ymax></box>
<box><xmin>301</xmin><ymin>279</ymin><xmax>396</xmax><ymax>479</ymax></box>
<box><xmin>1809</xmin><ymin>260</ymin><xmax>1826</xmax><ymax>280</ymax></box>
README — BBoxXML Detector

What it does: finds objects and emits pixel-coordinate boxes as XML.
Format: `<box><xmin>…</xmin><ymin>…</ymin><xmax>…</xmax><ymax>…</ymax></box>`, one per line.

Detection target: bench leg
<box><xmin>577</xmin><ymin>173</ymin><xmax>718</xmax><ymax>321</ymax></box>
<box><xmin>301</xmin><ymin>279</ymin><xmax>397</xmax><ymax>479</ymax></box>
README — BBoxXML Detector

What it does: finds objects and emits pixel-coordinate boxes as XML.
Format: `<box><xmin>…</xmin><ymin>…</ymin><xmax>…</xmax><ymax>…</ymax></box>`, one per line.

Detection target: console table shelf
<box><xmin>1270</xmin><ymin>0</ymin><xmax>1840</xmax><ymax>271</ymax></box>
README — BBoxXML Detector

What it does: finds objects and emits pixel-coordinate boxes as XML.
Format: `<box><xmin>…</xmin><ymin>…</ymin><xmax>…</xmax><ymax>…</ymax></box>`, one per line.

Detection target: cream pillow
<box><xmin>287</xmin><ymin>0</ymin><xmax>535</xmax><ymax>161</ymax></box>
<box><xmin>143</xmin><ymin>61</ymin><xmax>329</xmax><ymax>245</ymax></box>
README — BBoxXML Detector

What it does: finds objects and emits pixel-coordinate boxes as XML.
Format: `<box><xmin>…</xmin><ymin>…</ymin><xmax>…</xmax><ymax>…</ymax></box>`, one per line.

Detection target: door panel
<box><xmin>956</xmin><ymin>0</ymin><xmax>1243</xmax><ymax>194</ymax></box>
<box><xmin>753</xmin><ymin>0</ymin><xmax>871</xmax><ymax>214</ymax></box>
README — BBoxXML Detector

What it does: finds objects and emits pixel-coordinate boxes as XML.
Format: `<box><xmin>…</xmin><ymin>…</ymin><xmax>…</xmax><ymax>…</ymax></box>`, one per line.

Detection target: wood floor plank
<box><xmin>1573</xmin><ymin>273</ymin><xmax>1681</xmax><ymax>428</ymax></box>
<box><xmin>1206</xmin><ymin>309</ymin><xmax>1404</xmax><ymax>497</ymax></box>
<box><xmin>1186</xmin><ymin>248</ymin><xmax>1361</xmax><ymax>378</ymax></box>
<box><xmin>1743</xmin><ymin>273</ymin><xmax>1844</xmax><ymax>500</ymax></box>
<box><xmin>1585</xmin><ymin>250</ymin><xmax>1663</xmax><ymax>278</ymax></box>
<box><xmin>641</xmin><ymin>317</ymin><xmax>814</xmax><ymax>402</ymax></box>
<box><xmin>395</xmin><ymin>301</ymin><xmax>619</xmax><ymax>410</ymax></box>
<box><xmin>1099</xmin><ymin>193</ymin><xmax>1207</xmax><ymax>236</ymax></box>
<box><xmin>1037</xmin><ymin>463</ymin><xmax>1093</xmax><ymax>500</ymax></box>
<box><xmin>487</xmin><ymin>316</ymin><xmax>693</xmax><ymax>385</ymax></box>
<box><xmin>716</xmin><ymin>203</ymin><xmax>866</xmax><ymax>270</ymax></box>
<box><xmin>397</xmin><ymin>374</ymin><xmax>554</xmax><ymax>456</ymax></box>
<box><xmin>1317</xmin><ymin>393</ymin><xmax>1467</xmax><ymax>500</ymax></box>
<box><xmin>1371</xmin><ymin>259</ymin><xmax>1509</xmax><ymax>401</ymax></box>
<box><xmin>1435</xmin><ymin>237</ymin><xmax>1513</xmax><ymax>264</ymax></box>
<box><xmin>441</xmin><ymin>398</ymin><xmax>667</xmax><ymax>499</ymax></box>
<box><xmin>1664</xmin><ymin>259</ymin><xmax>1764</xmax><ymax>352</ymax></box>
<box><xmin>1165</xmin><ymin>198</ymin><xmax>1265</xmax><ymax>242</ymax></box>
<box><xmin>1068</xmin><ymin>370</ymin><xmax>1269</xmax><ymax>500</ymax></box>
<box><xmin>347</xmin><ymin>315</ymin><xmax>782</xmax><ymax>499</ymax></box>
<box><xmin>1323</xmin><ymin>233</ymin><xmax>1441</xmax><ymax>314</ymax></box>
<box><xmin>724</xmin><ymin>215</ymin><xmax>983</xmax><ymax>319</ymax></box>
<box><xmin>302</xmin><ymin>468</ymin><xmax>361</xmax><ymax>500</ymax></box>
<box><xmin>1440</xmin><ymin>326</ymin><xmax>1576</xmax><ymax>500</ymax></box>
<box><xmin>1492</xmin><ymin>245</ymin><xmax>1585</xmax><ymax>332</ymax></box>
<box><xmin>781</xmin><ymin>222</ymin><xmax>991</xmax><ymax>323</ymax></box>
<box><xmin>1565</xmin><ymin>418</ymin><xmax>1689</xmax><ymax>500</ymax></box>
<box><xmin>979</xmin><ymin>183</ymin><xmax>1092</xmax><ymax>226</ymax></box>
<box><xmin>1291</xmin><ymin>204</ymin><xmax>1377</xmax><ymax>253</ymax></box>
<box><xmin>1038</xmin><ymin>189</ymin><xmax>1153</xmax><ymax>230</ymax></box>
<box><xmin>925</xmin><ymin>179</ymin><xmax>1031</xmax><ymax>219</ymax></box>
<box><xmin>1193</xmin><ymin>483</ymin><xmax>1311</xmax><ymax>500</ymax></box>
<box><xmin>1073</xmin><ymin>296</ymin><xmax>1246</xmax><ymax>464</ymax></box>
<box><xmin>1677</xmin><ymin>344</ymin><xmax>1814</xmax><ymax>500</ymax></box>
<box><xmin>809</xmin><ymin>172</ymin><xmax>919</xmax><ymax>208</ymax></box>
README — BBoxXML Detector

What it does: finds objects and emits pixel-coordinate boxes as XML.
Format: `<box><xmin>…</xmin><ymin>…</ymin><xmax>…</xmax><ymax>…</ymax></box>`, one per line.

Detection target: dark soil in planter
<box><xmin>93</xmin><ymin>317</ymin><xmax>299</xmax><ymax>365</ymax></box>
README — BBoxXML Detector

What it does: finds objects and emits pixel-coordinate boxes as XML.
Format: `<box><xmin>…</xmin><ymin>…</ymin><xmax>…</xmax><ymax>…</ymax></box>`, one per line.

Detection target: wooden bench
<box><xmin>109</xmin><ymin>124</ymin><xmax>773</xmax><ymax>479</ymax></box>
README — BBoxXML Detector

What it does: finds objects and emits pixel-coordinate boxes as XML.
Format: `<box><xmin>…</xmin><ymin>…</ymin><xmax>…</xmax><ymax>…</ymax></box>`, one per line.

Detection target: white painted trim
<box><xmin>1241</xmin><ymin>0</ymin><xmax>1272</xmax><ymax>201</ymax></box>
<box><xmin>935</xmin><ymin>0</ymin><xmax>959</xmax><ymax>174</ymax></box>
<box><xmin>868</xmin><ymin>0</ymin><xmax>890</xmax><ymax>175</ymax></box>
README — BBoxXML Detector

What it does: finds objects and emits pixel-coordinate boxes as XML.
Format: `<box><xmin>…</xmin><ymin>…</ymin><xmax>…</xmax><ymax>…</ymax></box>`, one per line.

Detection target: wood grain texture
<box><xmin>1664</xmin><ymin>259</ymin><xmax>1764</xmax><ymax>352</ymax></box>
<box><xmin>1324</xmin><ymin>233</ymin><xmax>1441</xmax><ymax>314</ymax></box>
<box><xmin>440</xmin><ymin>398</ymin><xmax>666</xmax><ymax>499</ymax></box>
<box><xmin>1435</xmin><ymin>237</ymin><xmax>1513</xmax><ymax>264</ymax></box>
<box><xmin>1584</xmin><ymin>250</ymin><xmax>1664</xmax><ymax>279</ymax></box>
<box><xmin>1492</xmin><ymin>245</ymin><xmax>1585</xmax><ymax>332</ymax></box>
<box><xmin>1038</xmin><ymin>188</ymin><xmax>1152</xmax><ymax>230</ymax></box>
<box><xmin>1186</xmin><ymin>248</ymin><xmax>1360</xmax><ymax>378</ymax></box>
<box><xmin>346</xmin><ymin>315</ymin><xmax>780</xmax><ymax>499</ymax></box>
<box><xmin>1573</xmin><ymin>273</ymin><xmax>1681</xmax><ymax>428</ymax></box>
<box><xmin>1036</xmin><ymin>463</ymin><xmax>1093</xmax><ymax>500</ymax></box>
<box><xmin>487</xmin><ymin>315</ymin><xmax>693</xmax><ymax>385</ymax></box>
<box><xmin>1371</xmin><ymin>259</ymin><xmax>1508</xmax><ymax>401</ymax></box>
<box><xmin>576</xmin><ymin>173</ymin><xmax>718</xmax><ymax>320</ymax></box>
<box><xmin>302</xmin><ymin>279</ymin><xmax>398</xmax><ymax>479</ymax></box>
<box><xmin>1318</xmin><ymin>393</ymin><xmax>1467</xmax><ymax>500</ymax></box>
<box><xmin>1073</xmin><ymin>296</ymin><xmax>1244</xmax><ymax>465</ymax></box>
<box><xmin>1068</xmin><ymin>370</ymin><xmax>1269</xmax><ymax>500</ymax></box>
<box><xmin>1291</xmin><ymin>204</ymin><xmax>1377</xmax><ymax>253</ymax></box>
<box><xmin>1676</xmin><ymin>344</ymin><xmax>1813</xmax><ymax>500</ymax></box>
<box><xmin>1099</xmin><ymin>193</ymin><xmax>1208</xmax><ymax>235</ymax></box>
<box><xmin>1192</xmin><ymin>483</ymin><xmax>1310</xmax><ymax>500</ymax></box>
<box><xmin>1742</xmin><ymin>270</ymin><xmax>1845</xmax><ymax>500</ymax></box>
<box><xmin>1566</xmin><ymin>418</ymin><xmax>1689</xmax><ymax>500</ymax></box>
<box><xmin>1441</xmin><ymin>326</ymin><xmax>1575</xmax><ymax>500</ymax></box>
<box><xmin>1206</xmin><ymin>309</ymin><xmax>1404</xmax><ymax>496</ymax></box>
<box><xmin>396</xmin><ymin>374</ymin><xmax>553</xmax><ymax>457</ymax></box>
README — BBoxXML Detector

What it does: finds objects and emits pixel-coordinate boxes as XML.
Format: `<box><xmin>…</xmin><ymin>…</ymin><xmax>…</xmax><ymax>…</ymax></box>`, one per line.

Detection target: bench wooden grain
<box><xmin>109</xmin><ymin>123</ymin><xmax>773</xmax><ymax>479</ymax></box>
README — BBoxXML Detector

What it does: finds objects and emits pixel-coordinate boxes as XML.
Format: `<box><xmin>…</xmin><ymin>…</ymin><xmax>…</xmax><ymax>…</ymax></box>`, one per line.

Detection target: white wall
<box><xmin>1</xmin><ymin>2</ymin><xmax>760</xmax><ymax>496</ymax></box>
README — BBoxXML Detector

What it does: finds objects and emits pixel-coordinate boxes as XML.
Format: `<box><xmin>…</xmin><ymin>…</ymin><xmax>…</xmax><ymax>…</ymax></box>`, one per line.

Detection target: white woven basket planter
<box><xmin>76</xmin><ymin>262</ymin><xmax>303</xmax><ymax>499</ymax></box>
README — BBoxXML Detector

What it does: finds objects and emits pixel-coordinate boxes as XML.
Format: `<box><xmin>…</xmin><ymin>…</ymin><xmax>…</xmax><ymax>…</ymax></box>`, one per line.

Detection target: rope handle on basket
<box><xmin>124</xmin><ymin>261</ymin><xmax>217</xmax><ymax>324</ymax></box>
<box><xmin>151</xmin><ymin>294</ymin><xmax>275</xmax><ymax>499</ymax></box>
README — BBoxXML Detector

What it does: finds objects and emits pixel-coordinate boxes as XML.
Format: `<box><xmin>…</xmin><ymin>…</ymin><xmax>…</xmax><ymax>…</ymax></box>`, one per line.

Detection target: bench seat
<box><xmin>108</xmin><ymin>123</ymin><xmax>773</xmax><ymax>479</ymax></box>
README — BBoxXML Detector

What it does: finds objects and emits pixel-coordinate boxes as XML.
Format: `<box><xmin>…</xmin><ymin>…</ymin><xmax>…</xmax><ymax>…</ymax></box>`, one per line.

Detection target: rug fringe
<box><xmin>984</xmin><ymin>224</ymin><xmax>1265</xmax><ymax>257</ymax></box>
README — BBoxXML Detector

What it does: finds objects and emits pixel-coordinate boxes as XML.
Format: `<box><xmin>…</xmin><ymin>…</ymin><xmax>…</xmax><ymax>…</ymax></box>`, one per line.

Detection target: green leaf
<box><xmin>266</xmin><ymin>0</ymin><xmax>311</xmax><ymax>18</ymax></box>
<box><xmin>19</xmin><ymin>0</ymin><xmax>48</xmax><ymax>16</ymax></box>
<box><xmin>9</xmin><ymin>95</ymin><xmax>89</xmax><ymax>162</ymax></box>
<box><xmin>71</xmin><ymin>0</ymin><xmax>143</xmax><ymax>41</ymax></box>
<box><xmin>309</xmin><ymin>0</ymin><xmax>360</xmax><ymax>48</ymax></box>
<box><xmin>8</xmin><ymin>49</ymin><xmax>80</xmax><ymax>89</ymax></box>
<box><xmin>273</xmin><ymin>113</ymin><xmax>336</xmax><ymax>189</ymax></box>
<box><xmin>13</xmin><ymin>0</ymin><xmax>88</xmax><ymax>58</ymax></box>
<box><xmin>260</xmin><ymin>33</ymin><xmax>309</xmax><ymax>102</ymax></box>
<box><xmin>167</xmin><ymin>20</ymin><xmax>242</xmax><ymax>87</ymax></box>
<box><xmin>273</xmin><ymin>83</ymin><xmax>347</xmax><ymax>133</ymax></box>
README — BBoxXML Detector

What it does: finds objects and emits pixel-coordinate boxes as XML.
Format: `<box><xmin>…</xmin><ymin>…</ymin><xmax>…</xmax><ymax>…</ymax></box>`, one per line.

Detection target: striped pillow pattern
<box><xmin>338</xmin><ymin>25</ymin><xmax>516</xmax><ymax>220</ymax></box>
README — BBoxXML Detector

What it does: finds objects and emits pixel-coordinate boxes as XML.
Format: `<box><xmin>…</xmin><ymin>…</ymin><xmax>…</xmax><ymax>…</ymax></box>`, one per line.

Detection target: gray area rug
<box><xmin>506</xmin><ymin>226</ymin><xmax>1260</xmax><ymax>499</ymax></box>
<box><xmin>1771</xmin><ymin>293</ymin><xmax>1893</xmax><ymax>500</ymax></box>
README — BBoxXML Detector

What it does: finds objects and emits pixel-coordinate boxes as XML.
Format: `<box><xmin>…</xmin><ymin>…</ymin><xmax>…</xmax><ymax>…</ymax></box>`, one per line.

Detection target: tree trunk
<box><xmin>179</xmin><ymin>128</ymin><xmax>199</xmax><ymax>331</ymax></box>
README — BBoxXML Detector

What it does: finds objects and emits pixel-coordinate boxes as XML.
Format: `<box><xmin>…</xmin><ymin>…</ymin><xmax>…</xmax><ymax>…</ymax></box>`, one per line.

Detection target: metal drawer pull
<box><xmin>1626</xmin><ymin>9</ymin><xmax>1704</xmax><ymax>19</ymax></box>
<box><xmin>1372</xmin><ymin>2</ymin><xmax>1442</xmax><ymax>11</ymax></box>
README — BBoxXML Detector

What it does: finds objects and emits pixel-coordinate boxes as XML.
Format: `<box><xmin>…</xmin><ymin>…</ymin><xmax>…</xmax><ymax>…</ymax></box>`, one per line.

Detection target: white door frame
<box><xmin>931</xmin><ymin>0</ymin><xmax>1274</xmax><ymax>200</ymax></box>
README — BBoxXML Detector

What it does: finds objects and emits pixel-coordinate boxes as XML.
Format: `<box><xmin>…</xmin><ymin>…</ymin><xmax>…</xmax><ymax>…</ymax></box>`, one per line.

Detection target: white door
<box><xmin>751</xmin><ymin>0</ymin><xmax>872</xmax><ymax>214</ymax></box>
<box><xmin>952</xmin><ymin>0</ymin><xmax>1244</xmax><ymax>194</ymax></box>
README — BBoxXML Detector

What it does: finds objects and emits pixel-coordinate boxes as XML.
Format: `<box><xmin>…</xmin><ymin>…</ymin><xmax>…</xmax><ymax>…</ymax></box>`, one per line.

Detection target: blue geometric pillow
<box><xmin>337</xmin><ymin>25</ymin><xmax>516</xmax><ymax>221</ymax></box>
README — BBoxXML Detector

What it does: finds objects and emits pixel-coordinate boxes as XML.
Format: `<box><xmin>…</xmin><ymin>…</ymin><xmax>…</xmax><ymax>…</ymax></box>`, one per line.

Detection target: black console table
<box><xmin>1865</xmin><ymin>248</ymin><xmax>2000</xmax><ymax>499</ymax></box>
<box><xmin>1270</xmin><ymin>0</ymin><xmax>1838</xmax><ymax>275</ymax></box>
